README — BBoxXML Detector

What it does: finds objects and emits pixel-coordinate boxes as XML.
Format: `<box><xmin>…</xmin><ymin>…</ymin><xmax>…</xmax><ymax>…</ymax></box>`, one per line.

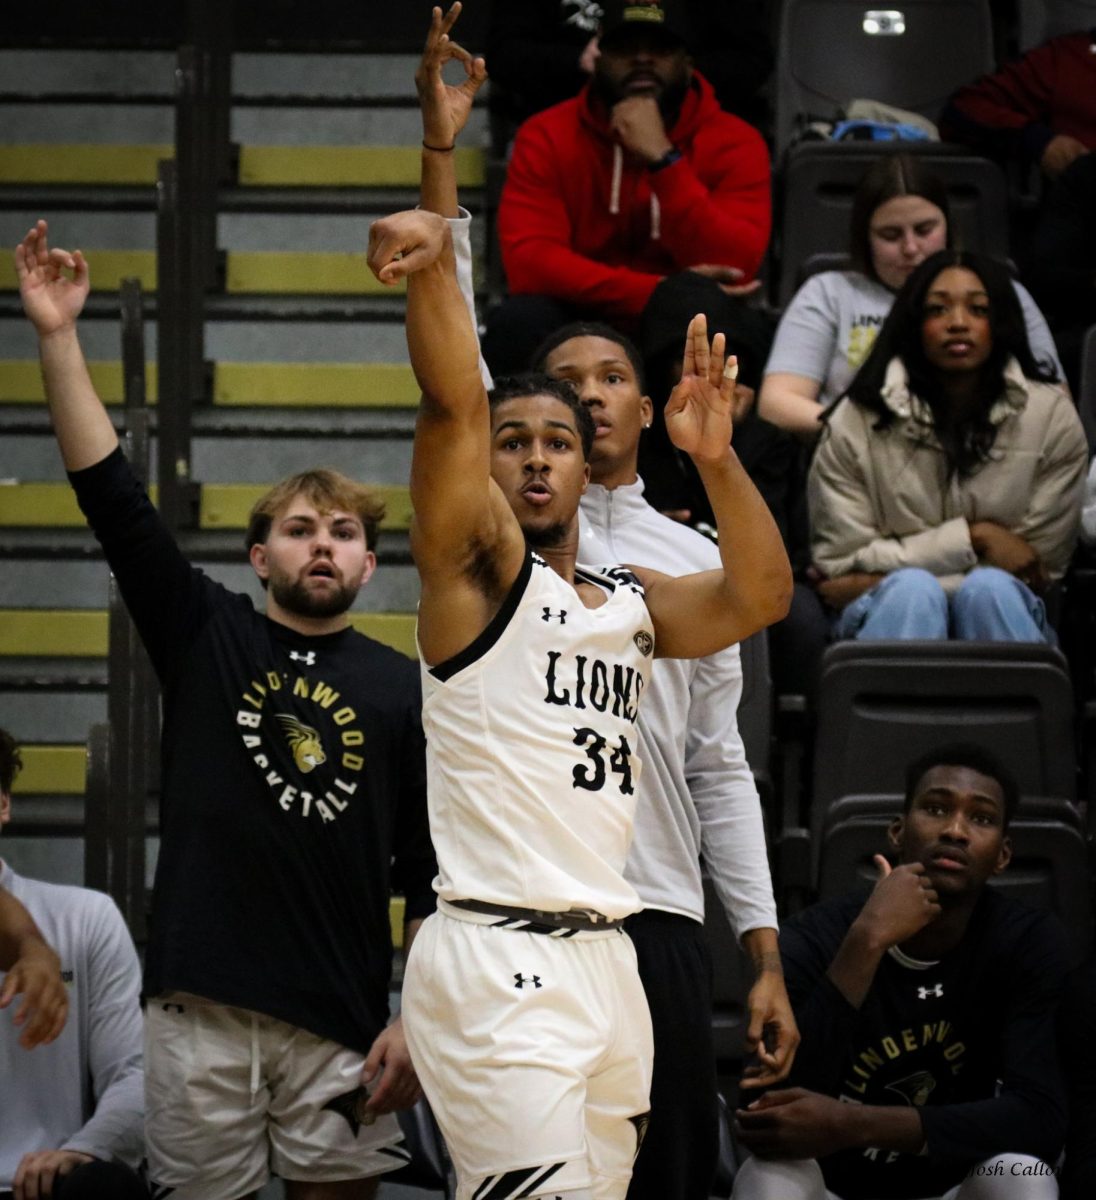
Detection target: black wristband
<box><xmin>648</xmin><ymin>147</ymin><xmax>682</xmax><ymax>173</ymax></box>
<box><xmin>422</xmin><ymin>141</ymin><xmax>455</xmax><ymax>152</ymax></box>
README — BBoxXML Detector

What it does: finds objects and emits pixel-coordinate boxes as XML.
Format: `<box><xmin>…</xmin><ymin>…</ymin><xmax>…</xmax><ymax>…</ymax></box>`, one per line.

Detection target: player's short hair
<box><xmin>531</xmin><ymin>322</ymin><xmax>647</xmax><ymax>392</ymax></box>
<box><xmin>0</xmin><ymin>727</ymin><xmax>23</xmax><ymax>795</ymax></box>
<box><xmin>903</xmin><ymin>742</ymin><xmax>1020</xmax><ymax>829</ymax></box>
<box><xmin>245</xmin><ymin>469</ymin><xmax>386</xmax><ymax>552</ymax></box>
<box><xmin>488</xmin><ymin>372</ymin><xmax>597</xmax><ymax>460</ymax></box>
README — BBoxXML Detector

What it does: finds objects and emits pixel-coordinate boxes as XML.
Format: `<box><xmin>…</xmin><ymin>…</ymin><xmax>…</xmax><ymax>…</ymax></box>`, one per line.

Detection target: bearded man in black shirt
<box><xmin>15</xmin><ymin>220</ymin><xmax>435</xmax><ymax>1200</ymax></box>
<box><xmin>733</xmin><ymin>743</ymin><xmax>1066</xmax><ymax>1200</ymax></box>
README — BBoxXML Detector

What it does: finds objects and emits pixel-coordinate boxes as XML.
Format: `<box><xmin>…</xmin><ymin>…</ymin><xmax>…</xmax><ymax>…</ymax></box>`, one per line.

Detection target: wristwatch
<box><xmin>648</xmin><ymin>147</ymin><xmax>683</xmax><ymax>173</ymax></box>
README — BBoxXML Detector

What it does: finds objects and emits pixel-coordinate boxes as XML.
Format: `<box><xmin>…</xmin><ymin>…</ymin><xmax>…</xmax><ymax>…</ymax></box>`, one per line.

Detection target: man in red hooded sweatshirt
<box><xmin>484</xmin><ymin>0</ymin><xmax>772</xmax><ymax>378</ymax></box>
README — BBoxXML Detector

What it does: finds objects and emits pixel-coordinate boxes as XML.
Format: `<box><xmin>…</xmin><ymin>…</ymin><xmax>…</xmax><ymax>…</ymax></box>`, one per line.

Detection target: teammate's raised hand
<box><xmin>367</xmin><ymin>210</ymin><xmax>452</xmax><ymax>286</ymax></box>
<box><xmin>15</xmin><ymin>220</ymin><xmax>90</xmax><ymax>338</ymax></box>
<box><xmin>664</xmin><ymin>314</ymin><xmax>736</xmax><ymax>463</ymax></box>
<box><xmin>415</xmin><ymin>3</ymin><xmax>487</xmax><ymax>151</ymax></box>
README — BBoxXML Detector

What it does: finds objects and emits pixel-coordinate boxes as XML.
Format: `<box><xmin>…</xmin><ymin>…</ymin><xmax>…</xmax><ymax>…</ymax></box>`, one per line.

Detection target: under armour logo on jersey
<box><xmin>289</xmin><ymin>650</ymin><xmax>317</xmax><ymax>666</ymax></box>
<box><xmin>918</xmin><ymin>983</ymin><xmax>944</xmax><ymax>999</ymax></box>
<box><xmin>514</xmin><ymin>973</ymin><xmax>543</xmax><ymax>989</ymax></box>
<box><xmin>542</xmin><ymin>608</ymin><xmax>568</xmax><ymax>624</ymax></box>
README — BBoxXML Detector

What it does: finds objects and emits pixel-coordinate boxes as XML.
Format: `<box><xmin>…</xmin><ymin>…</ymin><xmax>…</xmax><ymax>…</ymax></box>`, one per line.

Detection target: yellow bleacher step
<box><xmin>224</xmin><ymin>251</ymin><xmax>401</xmax><ymax>295</ymax></box>
<box><xmin>239</xmin><ymin>144</ymin><xmax>484</xmax><ymax>188</ymax></box>
<box><xmin>0</xmin><ymin>360</ymin><xmax>158</xmax><ymax>405</ymax></box>
<box><xmin>0</xmin><ymin>609</ymin><xmax>417</xmax><ymax>659</ymax></box>
<box><xmin>0</xmin><ymin>482</ymin><xmax>412</xmax><ymax>530</ymax></box>
<box><xmin>0</xmin><ymin>250</ymin><xmax>156</xmax><ymax>293</ymax></box>
<box><xmin>0</xmin><ymin>609</ymin><xmax>108</xmax><ymax>657</ymax></box>
<box><xmin>0</xmin><ymin>361</ymin><xmax>415</xmax><ymax>409</ymax></box>
<box><xmin>214</xmin><ymin>362</ymin><xmax>419</xmax><ymax>408</ymax></box>
<box><xmin>0</xmin><ymin>143</ymin><xmax>484</xmax><ymax>190</ymax></box>
<box><xmin>0</xmin><ymin>143</ymin><xmax>172</xmax><ymax>185</ymax></box>
<box><xmin>15</xmin><ymin>744</ymin><xmax>87</xmax><ymax>795</ymax></box>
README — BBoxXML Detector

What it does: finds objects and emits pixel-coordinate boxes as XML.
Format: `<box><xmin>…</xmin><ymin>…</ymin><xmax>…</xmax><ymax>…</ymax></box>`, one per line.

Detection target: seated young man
<box><xmin>734</xmin><ymin>743</ymin><xmax>1067</xmax><ymax>1200</ymax></box>
<box><xmin>1</xmin><ymin>727</ymin><xmax>146</xmax><ymax>1200</ymax></box>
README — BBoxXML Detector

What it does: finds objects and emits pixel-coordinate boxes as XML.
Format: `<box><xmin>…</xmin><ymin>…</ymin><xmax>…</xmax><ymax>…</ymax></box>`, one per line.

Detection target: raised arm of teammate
<box><xmin>635</xmin><ymin>317</ymin><xmax>793</xmax><ymax>659</ymax></box>
<box><xmin>15</xmin><ymin>221</ymin><xmax>118</xmax><ymax>471</ymax></box>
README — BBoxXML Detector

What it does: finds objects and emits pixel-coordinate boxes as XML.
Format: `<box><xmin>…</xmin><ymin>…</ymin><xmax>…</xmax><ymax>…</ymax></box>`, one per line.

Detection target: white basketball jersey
<box><xmin>421</xmin><ymin>551</ymin><xmax>655</xmax><ymax>919</ymax></box>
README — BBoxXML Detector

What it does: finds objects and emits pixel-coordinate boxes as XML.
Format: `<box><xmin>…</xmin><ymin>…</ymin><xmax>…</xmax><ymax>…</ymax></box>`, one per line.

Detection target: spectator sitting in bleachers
<box><xmin>732</xmin><ymin>743</ymin><xmax>1068</xmax><ymax>1200</ymax></box>
<box><xmin>484</xmin><ymin>0</ymin><xmax>771</xmax><ymax>379</ymax></box>
<box><xmin>808</xmin><ymin>249</ymin><xmax>1087</xmax><ymax>642</ymax></box>
<box><xmin>486</xmin><ymin>0</ymin><xmax>773</xmax><ymax>133</ymax></box>
<box><xmin>1023</xmin><ymin>152</ymin><xmax>1096</xmax><ymax>394</ymax></box>
<box><xmin>757</xmin><ymin>154</ymin><xmax>1063</xmax><ymax>439</ymax></box>
<box><xmin>1</xmin><ymin>727</ymin><xmax>146</xmax><ymax>1200</ymax></box>
<box><xmin>940</xmin><ymin>27</ymin><xmax>1096</xmax><ymax>181</ymax></box>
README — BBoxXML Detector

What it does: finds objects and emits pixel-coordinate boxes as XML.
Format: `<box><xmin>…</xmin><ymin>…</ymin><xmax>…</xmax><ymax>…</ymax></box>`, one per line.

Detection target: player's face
<box><xmin>250</xmin><ymin>495</ymin><xmax>376</xmax><ymax>618</ymax></box>
<box><xmin>542</xmin><ymin>336</ymin><xmax>652</xmax><ymax>490</ymax></box>
<box><xmin>490</xmin><ymin>394</ymin><xmax>590</xmax><ymax>547</ymax></box>
<box><xmin>594</xmin><ymin>30</ymin><xmax>690</xmax><ymax>105</ymax></box>
<box><xmin>890</xmin><ymin>765</ymin><xmax>1011</xmax><ymax>901</ymax></box>
<box><xmin>869</xmin><ymin>195</ymin><xmax>947</xmax><ymax>291</ymax></box>
<box><xmin>920</xmin><ymin>267</ymin><xmax>994</xmax><ymax>378</ymax></box>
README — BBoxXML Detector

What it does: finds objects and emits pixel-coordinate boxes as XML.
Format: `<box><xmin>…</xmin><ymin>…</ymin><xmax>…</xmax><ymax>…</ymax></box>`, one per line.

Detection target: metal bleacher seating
<box><xmin>774</xmin><ymin>0</ymin><xmax>996</xmax><ymax>158</ymax></box>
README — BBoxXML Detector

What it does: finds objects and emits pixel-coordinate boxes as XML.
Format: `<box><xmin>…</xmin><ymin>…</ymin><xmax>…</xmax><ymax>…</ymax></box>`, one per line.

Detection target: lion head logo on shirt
<box><xmin>276</xmin><ymin>713</ymin><xmax>327</xmax><ymax>773</ymax></box>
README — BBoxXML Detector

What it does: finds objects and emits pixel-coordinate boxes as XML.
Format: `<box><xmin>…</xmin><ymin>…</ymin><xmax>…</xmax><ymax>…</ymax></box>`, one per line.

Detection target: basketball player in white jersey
<box><xmin>366</xmin><ymin>199</ymin><xmax>791</xmax><ymax>1199</ymax></box>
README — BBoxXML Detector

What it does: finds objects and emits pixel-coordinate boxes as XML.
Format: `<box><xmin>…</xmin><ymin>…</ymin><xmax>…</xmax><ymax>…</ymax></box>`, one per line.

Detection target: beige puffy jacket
<box><xmin>808</xmin><ymin>357</ymin><xmax>1088</xmax><ymax>593</ymax></box>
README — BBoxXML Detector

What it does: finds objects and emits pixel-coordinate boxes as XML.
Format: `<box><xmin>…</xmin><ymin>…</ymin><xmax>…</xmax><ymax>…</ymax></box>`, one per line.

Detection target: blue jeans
<box><xmin>835</xmin><ymin>567</ymin><xmax>1053</xmax><ymax>643</ymax></box>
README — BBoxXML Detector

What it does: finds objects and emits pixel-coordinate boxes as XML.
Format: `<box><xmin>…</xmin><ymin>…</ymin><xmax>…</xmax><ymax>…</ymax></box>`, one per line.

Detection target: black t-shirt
<box><xmin>781</xmin><ymin>888</ymin><xmax>1068</xmax><ymax>1200</ymax></box>
<box><xmin>71</xmin><ymin>449</ymin><xmax>436</xmax><ymax>1054</ymax></box>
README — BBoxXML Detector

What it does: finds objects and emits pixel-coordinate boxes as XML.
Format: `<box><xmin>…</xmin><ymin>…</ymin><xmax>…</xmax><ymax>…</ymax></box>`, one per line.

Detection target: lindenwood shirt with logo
<box><xmin>70</xmin><ymin>448</ymin><xmax>435</xmax><ymax>1054</ymax></box>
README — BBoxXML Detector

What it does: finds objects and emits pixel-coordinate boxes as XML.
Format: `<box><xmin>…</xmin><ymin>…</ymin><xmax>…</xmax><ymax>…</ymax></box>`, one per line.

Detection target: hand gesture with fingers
<box><xmin>367</xmin><ymin>210</ymin><xmax>452</xmax><ymax>286</ymax></box>
<box><xmin>14</xmin><ymin>220</ymin><xmax>90</xmax><ymax>338</ymax></box>
<box><xmin>0</xmin><ymin>942</ymin><xmax>68</xmax><ymax>1049</ymax></box>
<box><xmin>664</xmin><ymin>314</ymin><xmax>736</xmax><ymax>463</ymax></box>
<box><xmin>416</xmin><ymin>3</ymin><xmax>487</xmax><ymax>151</ymax></box>
<box><xmin>856</xmin><ymin>855</ymin><xmax>942</xmax><ymax>947</ymax></box>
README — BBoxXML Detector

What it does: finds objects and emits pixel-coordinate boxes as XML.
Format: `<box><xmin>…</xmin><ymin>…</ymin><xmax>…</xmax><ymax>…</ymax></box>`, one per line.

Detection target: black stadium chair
<box><xmin>702</xmin><ymin>874</ymin><xmax>752</xmax><ymax>1069</ymax></box>
<box><xmin>811</xmin><ymin>641</ymin><xmax>1077</xmax><ymax>818</ymax></box>
<box><xmin>774</xmin><ymin>0</ymin><xmax>995</xmax><ymax>156</ymax></box>
<box><xmin>1018</xmin><ymin>0</ymin><xmax>1096</xmax><ymax>51</ymax></box>
<box><xmin>816</xmin><ymin>793</ymin><xmax>1094</xmax><ymax>965</ymax></box>
<box><xmin>774</xmin><ymin>142</ymin><xmax>1011</xmax><ymax>306</ymax></box>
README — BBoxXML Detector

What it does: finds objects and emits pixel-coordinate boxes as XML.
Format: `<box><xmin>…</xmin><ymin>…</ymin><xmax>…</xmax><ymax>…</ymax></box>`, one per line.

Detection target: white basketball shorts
<box><xmin>402</xmin><ymin>906</ymin><xmax>653</xmax><ymax>1200</ymax></box>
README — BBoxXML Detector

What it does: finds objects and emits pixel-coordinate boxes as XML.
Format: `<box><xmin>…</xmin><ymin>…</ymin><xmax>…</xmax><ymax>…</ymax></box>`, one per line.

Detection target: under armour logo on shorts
<box><xmin>514</xmin><ymin>973</ymin><xmax>543</xmax><ymax>989</ymax></box>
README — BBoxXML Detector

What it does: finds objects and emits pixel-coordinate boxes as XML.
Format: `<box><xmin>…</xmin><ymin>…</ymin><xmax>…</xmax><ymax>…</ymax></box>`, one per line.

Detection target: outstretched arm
<box><xmin>367</xmin><ymin>211</ymin><xmax>524</xmax><ymax>662</ymax></box>
<box><xmin>638</xmin><ymin>316</ymin><xmax>792</xmax><ymax>658</ymax></box>
<box><xmin>15</xmin><ymin>221</ymin><xmax>117</xmax><ymax>471</ymax></box>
